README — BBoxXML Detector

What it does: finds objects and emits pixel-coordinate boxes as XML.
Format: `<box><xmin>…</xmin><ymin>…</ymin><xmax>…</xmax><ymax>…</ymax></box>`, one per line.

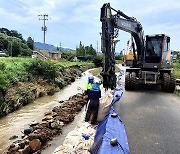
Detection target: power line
<box><xmin>6</xmin><ymin>0</ymin><xmax>39</xmax><ymax>15</ymax></box>
<box><xmin>16</xmin><ymin>0</ymin><xmax>40</xmax><ymax>15</ymax></box>
<box><xmin>38</xmin><ymin>14</ymin><xmax>49</xmax><ymax>50</ymax></box>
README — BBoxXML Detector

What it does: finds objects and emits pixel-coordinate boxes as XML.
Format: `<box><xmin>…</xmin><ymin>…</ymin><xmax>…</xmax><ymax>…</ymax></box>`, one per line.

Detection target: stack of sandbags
<box><xmin>52</xmin><ymin>112</ymin><xmax>97</xmax><ymax>154</ymax></box>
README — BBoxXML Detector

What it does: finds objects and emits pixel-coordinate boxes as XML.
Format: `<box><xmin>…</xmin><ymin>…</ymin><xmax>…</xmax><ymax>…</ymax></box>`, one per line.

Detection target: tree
<box><xmin>76</xmin><ymin>42</ymin><xmax>97</xmax><ymax>57</ymax></box>
<box><xmin>21</xmin><ymin>43</ymin><xmax>32</xmax><ymax>56</ymax></box>
<box><xmin>27</xmin><ymin>37</ymin><xmax>34</xmax><ymax>50</ymax></box>
<box><xmin>0</xmin><ymin>28</ymin><xmax>33</xmax><ymax>57</ymax></box>
<box><xmin>85</xmin><ymin>44</ymin><xmax>96</xmax><ymax>56</ymax></box>
<box><xmin>0</xmin><ymin>36</ymin><xmax>8</xmax><ymax>50</ymax></box>
<box><xmin>76</xmin><ymin>41</ymin><xmax>85</xmax><ymax>56</ymax></box>
<box><xmin>61</xmin><ymin>51</ymin><xmax>75</xmax><ymax>61</ymax></box>
<box><xmin>56</xmin><ymin>46</ymin><xmax>59</xmax><ymax>51</ymax></box>
<box><xmin>12</xmin><ymin>40</ymin><xmax>21</xmax><ymax>57</ymax></box>
<box><xmin>10</xmin><ymin>30</ymin><xmax>23</xmax><ymax>40</ymax></box>
<box><xmin>0</xmin><ymin>28</ymin><xmax>11</xmax><ymax>36</ymax></box>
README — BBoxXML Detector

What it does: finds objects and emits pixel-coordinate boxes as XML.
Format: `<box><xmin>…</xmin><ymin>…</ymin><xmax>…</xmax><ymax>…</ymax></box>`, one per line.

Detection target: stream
<box><xmin>0</xmin><ymin>70</ymin><xmax>92</xmax><ymax>153</ymax></box>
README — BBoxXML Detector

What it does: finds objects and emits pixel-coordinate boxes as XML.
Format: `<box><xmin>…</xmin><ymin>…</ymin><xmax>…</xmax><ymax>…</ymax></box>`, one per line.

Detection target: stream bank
<box><xmin>0</xmin><ymin>64</ymin><xmax>93</xmax><ymax>118</ymax></box>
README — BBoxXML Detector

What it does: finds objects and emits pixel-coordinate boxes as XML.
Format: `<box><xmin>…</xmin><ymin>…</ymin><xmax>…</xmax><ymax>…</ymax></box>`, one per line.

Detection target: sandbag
<box><xmin>52</xmin><ymin>111</ymin><xmax>96</xmax><ymax>154</ymax></box>
<box><xmin>97</xmin><ymin>90</ymin><xmax>113</xmax><ymax>122</ymax></box>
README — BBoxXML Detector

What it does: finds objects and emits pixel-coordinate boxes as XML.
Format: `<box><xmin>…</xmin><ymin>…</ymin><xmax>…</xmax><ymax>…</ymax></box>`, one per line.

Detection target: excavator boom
<box><xmin>100</xmin><ymin>3</ymin><xmax>144</xmax><ymax>89</ymax></box>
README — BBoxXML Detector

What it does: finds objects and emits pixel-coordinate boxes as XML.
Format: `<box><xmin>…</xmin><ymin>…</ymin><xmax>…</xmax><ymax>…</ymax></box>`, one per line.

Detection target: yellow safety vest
<box><xmin>84</xmin><ymin>83</ymin><xmax>93</xmax><ymax>91</ymax></box>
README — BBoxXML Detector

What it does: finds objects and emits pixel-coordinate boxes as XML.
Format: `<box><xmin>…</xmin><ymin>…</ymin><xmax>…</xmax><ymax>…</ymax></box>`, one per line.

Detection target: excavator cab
<box><xmin>143</xmin><ymin>34</ymin><xmax>171</xmax><ymax>68</ymax></box>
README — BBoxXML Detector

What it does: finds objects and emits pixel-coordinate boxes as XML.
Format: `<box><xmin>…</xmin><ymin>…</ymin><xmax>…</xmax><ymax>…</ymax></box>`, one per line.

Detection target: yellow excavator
<box><xmin>122</xmin><ymin>37</ymin><xmax>135</xmax><ymax>66</ymax></box>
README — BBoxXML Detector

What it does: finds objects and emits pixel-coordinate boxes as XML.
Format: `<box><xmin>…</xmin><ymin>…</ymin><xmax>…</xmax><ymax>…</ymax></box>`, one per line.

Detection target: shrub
<box><xmin>0</xmin><ymin>70</ymin><xmax>10</xmax><ymax>91</ymax></box>
<box><xmin>54</xmin><ymin>77</ymin><xmax>65</xmax><ymax>89</ymax></box>
<box><xmin>93</xmin><ymin>55</ymin><xmax>103</xmax><ymax>67</ymax></box>
<box><xmin>26</xmin><ymin>59</ymin><xmax>59</xmax><ymax>82</ymax></box>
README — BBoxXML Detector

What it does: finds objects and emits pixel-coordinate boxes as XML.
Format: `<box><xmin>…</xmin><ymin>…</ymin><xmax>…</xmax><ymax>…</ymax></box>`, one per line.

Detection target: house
<box><xmin>32</xmin><ymin>51</ymin><xmax>61</xmax><ymax>60</ymax></box>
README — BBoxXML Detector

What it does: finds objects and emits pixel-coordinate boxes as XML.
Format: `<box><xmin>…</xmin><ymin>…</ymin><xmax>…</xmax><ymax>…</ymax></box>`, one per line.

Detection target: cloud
<box><xmin>144</xmin><ymin>23</ymin><xmax>180</xmax><ymax>50</ymax></box>
<box><xmin>0</xmin><ymin>0</ymin><xmax>180</xmax><ymax>50</ymax></box>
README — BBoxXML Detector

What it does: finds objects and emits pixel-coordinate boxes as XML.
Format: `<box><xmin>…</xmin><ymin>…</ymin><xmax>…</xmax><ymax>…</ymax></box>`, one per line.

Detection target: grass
<box><xmin>0</xmin><ymin>57</ymin><xmax>94</xmax><ymax>91</ymax></box>
<box><xmin>0</xmin><ymin>57</ymin><xmax>33</xmax><ymax>89</ymax></box>
<box><xmin>175</xmin><ymin>90</ymin><xmax>180</xmax><ymax>96</ymax></box>
<box><xmin>173</xmin><ymin>61</ymin><xmax>180</xmax><ymax>79</ymax></box>
<box><xmin>172</xmin><ymin>60</ymin><xmax>180</xmax><ymax>96</ymax></box>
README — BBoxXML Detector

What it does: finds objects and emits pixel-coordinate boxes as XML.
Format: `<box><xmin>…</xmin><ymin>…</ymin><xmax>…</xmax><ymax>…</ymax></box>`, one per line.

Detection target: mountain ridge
<box><xmin>34</xmin><ymin>42</ymin><xmax>74</xmax><ymax>52</ymax></box>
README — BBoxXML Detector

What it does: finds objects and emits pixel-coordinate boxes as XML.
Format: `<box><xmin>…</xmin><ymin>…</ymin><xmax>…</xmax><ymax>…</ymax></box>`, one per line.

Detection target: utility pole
<box><xmin>60</xmin><ymin>42</ymin><xmax>62</xmax><ymax>52</ymax></box>
<box><xmin>38</xmin><ymin>14</ymin><xmax>49</xmax><ymax>50</ymax></box>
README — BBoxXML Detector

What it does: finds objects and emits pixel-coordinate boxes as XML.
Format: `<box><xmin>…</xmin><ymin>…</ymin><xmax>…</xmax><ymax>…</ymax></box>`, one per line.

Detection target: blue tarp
<box><xmin>91</xmin><ymin>71</ymin><xmax>130</xmax><ymax>154</ymax></box>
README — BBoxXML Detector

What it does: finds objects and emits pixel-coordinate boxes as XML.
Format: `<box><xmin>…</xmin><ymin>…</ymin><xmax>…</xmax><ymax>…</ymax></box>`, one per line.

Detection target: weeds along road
<box><xmin>114</xmin><ymin>66</ymin><xmax>180</xmax><ymax>154</ymax></box>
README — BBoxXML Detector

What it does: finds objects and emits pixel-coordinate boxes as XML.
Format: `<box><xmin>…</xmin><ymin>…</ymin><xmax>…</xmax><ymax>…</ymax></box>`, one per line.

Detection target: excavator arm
<box><xmin>100</xmin><ymin>3</ymin><xmax>144</xmax><ymax>89</ymax></box>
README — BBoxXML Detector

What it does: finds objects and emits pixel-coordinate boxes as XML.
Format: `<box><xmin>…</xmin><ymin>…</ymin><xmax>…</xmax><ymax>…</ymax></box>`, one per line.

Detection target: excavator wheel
<box><xmin>169</xmin><ymin>74</ymin><xmax>176</xmax><ymax>93</ymax></box>
<box><xmin>130</xmin><ymin>72</ymin><xmax>136</xmax><ymax>90</ymax></box>
<box><xmin>161</xmin><ymin>73</ymin><xmax>170</xmax><ymax>92</ymax></box>
<box><xmin>125</xmin><ymin>72</ymin><xmax>131</xmax><ymax>90</ymax></box>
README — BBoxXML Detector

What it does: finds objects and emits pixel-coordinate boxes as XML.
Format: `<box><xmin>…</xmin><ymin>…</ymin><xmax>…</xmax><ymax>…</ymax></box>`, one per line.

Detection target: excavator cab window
<box><xmin>145</xmin><ymin>36</ymin><xmax>163</xmax><ymax>63</ymax></box>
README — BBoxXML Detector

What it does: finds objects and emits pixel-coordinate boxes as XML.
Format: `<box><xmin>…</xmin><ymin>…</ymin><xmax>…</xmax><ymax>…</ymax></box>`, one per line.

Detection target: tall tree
<box><xmin>12</xmin><ymin>40</ymin><xmax>21</xmax><ymax>57</ymax></box>
<box><xmin>76</xmin><ymin>41</ymin><xmax>85</xmax><ymax>56</ymax></box>
<box><xmin>27</xmin><ymin>37</ymin><xmax>34</xmax><ymax>50</ymax></box>
<box><xmin>85</xmin><ymin>44</ymin><xmax>96</xmax><ymax>56</ymax></box>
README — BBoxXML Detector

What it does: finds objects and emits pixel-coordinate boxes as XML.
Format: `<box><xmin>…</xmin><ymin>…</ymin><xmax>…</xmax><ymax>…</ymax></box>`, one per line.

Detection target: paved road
<box><xmin>114</xmin><ymin>67</ymin><xmax>180</xmax><ymax>154</ymax></box>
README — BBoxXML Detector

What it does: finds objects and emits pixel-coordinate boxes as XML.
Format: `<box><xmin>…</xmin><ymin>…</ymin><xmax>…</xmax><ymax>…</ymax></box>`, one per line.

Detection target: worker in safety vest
<box><xmin>84</xmin><ymin>76</ymin><xmax>94</xmax><ymax>100</ymax></box>
<box><xmin>85</xmin><ymin>82</ymin><xmax>101</xmax><ymax>124</ymax></box>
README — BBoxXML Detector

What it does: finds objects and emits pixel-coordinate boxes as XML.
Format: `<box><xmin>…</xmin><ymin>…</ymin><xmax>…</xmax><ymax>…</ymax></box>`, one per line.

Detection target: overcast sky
<box><xmin>0</xmin><ymin>0</ymin><xmax>180</xmax><ymax>51</ymax></box>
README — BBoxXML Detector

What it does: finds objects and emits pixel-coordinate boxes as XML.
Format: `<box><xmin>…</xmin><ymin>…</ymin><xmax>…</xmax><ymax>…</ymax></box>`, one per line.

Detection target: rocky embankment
<box><xmin>0</xmin><ymin>65</ymin><xmax>92</xmax><ymax>117</ymax></box>
<box><xmin>3</xmin><ymin>93</ymin><xmax>88</xmax><ymax>154</ymax></box>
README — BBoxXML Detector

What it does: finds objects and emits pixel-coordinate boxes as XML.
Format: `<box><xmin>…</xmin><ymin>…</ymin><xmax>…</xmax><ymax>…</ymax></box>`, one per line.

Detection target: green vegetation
<box><xmin>93</xmin><ymin>55</ymin><xmax>103</xmax><ymax>67</ymax></box>
<box><xmin>0</xmin><ymin>28</ymin><xmax>32</xmax><ymax>57</ymax></box>
<box><xmin>76</xmin><ymin>41</ymin><xmax>96</xmax><ymax>58</ymax></box>
<box><xmin>0</xmin><ymin>57</ymin><xmax>32</xmax><ymax>90</ymax></box>
<box><xmin>0</xmin><ymin>57</ymin><xmax>94</xmax><ymax>91</ymax></box>
<box><xmin>115</xmin><ymin>55</ymin><xmax>123</xmax><ymax>61</ymax></box>
<box><xmin>0</xmin><ymin>57</ymin><xmax>93</xmax><ymax>92</ymax></box>
<box><xmin>61</xmin><ymin>51</ymin><xmax>76</xmax><ymax>61</ymax></box>
<box><xmin>54</xmin><ymin>61</ymin><xmax>93</xmax><ymax>68</ymax></box>
<box><xmin>0</xmin><ymin>57</ymin><xmax>94</xmax><ymax>117</ymax></box>
<box><xmin>175</xmin><ymin>91</ymin><xmax>180</xmax><ymax>96</ymax></box>
<box><xmin>173</xmin><ymin>58</ymin><xmax>180</xmax><ymax>96</ymax></box>
<box><xmin>173</xmin><ymin>60</ymin><xmax>180</xmax><ymax>79</ymax></box>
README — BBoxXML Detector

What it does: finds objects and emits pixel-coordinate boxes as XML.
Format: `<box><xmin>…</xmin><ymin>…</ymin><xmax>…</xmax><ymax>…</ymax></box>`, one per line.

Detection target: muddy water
<box><xmin>0</xmin><ymin>70</ymin><xmax>91</xmax><ymax>153</ymax></box>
